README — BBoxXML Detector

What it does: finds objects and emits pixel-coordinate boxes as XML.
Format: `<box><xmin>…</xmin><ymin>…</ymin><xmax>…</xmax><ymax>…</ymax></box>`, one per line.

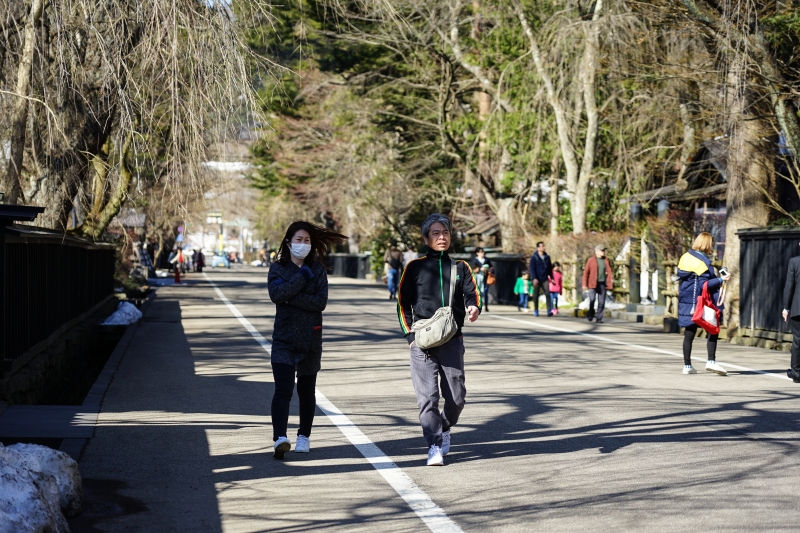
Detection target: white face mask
<box><xmin>289</xmin><ymin>243</ymin><xmax>312</xmax><ymax>260</ymax></box>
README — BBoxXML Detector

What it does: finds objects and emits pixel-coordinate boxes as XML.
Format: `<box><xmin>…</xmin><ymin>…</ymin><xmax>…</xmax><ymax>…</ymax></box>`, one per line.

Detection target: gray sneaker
<box><xmin>441</xmin><ymin>431</ymin><xmax>451</xmax><ymax>456</ymax></box>
<box><xmin>427</xmin><ymin>445</ymin><xmax>444</xmax><ymax>466</ymax></box>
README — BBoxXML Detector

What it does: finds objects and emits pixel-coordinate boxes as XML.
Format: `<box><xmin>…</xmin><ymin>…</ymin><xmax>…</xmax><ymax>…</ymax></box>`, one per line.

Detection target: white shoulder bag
<box><xmin>412</xmin><ymin>260</ymin><xmax>459</xmax><ymax>350</ymax></box>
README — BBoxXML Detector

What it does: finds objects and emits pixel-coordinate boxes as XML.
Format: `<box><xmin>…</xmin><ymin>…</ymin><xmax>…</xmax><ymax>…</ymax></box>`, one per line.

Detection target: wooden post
<box><xmin>572</xmin><ymin>259</ymin><xmax>578</xmax><ymax>304</ymax></box>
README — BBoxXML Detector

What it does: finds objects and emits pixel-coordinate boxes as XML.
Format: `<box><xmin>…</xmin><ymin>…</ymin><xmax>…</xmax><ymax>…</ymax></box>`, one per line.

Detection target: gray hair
<box><xmin>421</xmin><ymin>213</ymin><xmax>453</xmax><ymax>238</ymax></box>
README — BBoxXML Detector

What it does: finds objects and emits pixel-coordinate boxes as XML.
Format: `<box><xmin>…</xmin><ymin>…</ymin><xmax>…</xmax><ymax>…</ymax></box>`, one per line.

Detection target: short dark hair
<box><xmin>553</xmin><ymin>261</ymin><xmax>561</xmax><ymax>268</ymax></box>
<box><xmin>536</xmin><ymin>241</ymin><xmax>544</xmax><ymax>248</ymax></box>
<box><xmin>475</xmin><ymin>247</ymin><xmax>484</xmax><ymax>253</ymax></box>
<box><xmin>421</xmin><ymin>213</ymin><xmax>452</xmax><ymax>238</ymax></box>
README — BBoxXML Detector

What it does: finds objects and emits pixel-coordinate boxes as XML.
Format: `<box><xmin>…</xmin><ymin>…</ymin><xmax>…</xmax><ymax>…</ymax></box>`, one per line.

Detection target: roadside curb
<box><xmin>59</xmin><ymin>291</ymin><xmax>158</xmax><ymax>461</ymax></box>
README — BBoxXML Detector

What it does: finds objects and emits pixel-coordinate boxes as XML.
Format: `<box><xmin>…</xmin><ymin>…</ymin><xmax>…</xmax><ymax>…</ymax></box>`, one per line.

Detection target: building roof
<box><xmin>466</xmin><ymin>217</ymin><xmax>500</xmax><ymax>236</ymax></box>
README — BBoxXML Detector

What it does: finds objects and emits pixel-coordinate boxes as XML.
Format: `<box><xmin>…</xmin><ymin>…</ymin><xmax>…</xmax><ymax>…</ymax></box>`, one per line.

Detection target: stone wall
<box><xmin>0</xmin><ymin>298</ymin><xmax>122</xmax><ymax>408</ymax></box>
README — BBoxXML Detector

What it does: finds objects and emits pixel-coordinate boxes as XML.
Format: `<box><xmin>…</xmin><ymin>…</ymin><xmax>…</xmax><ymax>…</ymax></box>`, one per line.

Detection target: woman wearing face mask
<box><xmin>267</xmin><ymin>221</ymin><xmax>347</xmax><ymax>459</ymax></box>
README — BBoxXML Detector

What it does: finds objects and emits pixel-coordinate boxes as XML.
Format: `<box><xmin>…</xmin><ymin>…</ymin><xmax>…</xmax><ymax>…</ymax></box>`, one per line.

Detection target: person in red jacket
<box><xmin>582</xmin><ymin>244</ymin><xmax>613</xmax><ymax>323</ymax></box>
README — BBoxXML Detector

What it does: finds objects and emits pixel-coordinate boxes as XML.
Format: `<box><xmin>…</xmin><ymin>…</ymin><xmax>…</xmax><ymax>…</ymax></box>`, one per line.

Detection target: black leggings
<box><xmin>683</xmin><ymin>324</ymin><xmax>718</xmax><ymax>365</ymax></box>
<box><xmin>271</xmin><ymin>363</ymin><xmax>317</xmax><ymax>441</ymax></box>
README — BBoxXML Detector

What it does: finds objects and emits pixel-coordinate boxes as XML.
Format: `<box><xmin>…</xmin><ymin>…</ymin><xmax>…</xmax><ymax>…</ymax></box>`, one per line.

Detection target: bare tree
<box><xmin>0</xmin><ymin>0</ymin><xmax>272</xmax><ymax>235</ymax></box>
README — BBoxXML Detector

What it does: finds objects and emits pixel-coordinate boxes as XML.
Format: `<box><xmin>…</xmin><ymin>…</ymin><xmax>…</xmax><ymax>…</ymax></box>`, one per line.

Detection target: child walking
<box><xmin>549</xmin><ymin>262</ymin><xmax>563</xmax><ymax>315</ymax></box>
<box><xmin>514</xmin><ymin>271</ymin><xmax>534</xmax><ymax>312</ymax></box>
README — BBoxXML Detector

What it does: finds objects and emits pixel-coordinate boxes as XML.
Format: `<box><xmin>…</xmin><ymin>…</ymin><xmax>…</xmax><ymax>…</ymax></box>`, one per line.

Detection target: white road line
<box><xmin>489</xmin><ymin>314</ymin><xmax>791</xmax><ymax>381</ymax></box>
<box><xmin>203</xmin><ymin>273</ymin><xmax>463</xmax><ymax>533</ymax></box>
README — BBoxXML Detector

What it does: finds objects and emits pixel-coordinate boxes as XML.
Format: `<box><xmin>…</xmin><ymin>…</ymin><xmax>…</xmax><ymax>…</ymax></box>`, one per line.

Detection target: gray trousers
<box><xmin>588</xmin><ymin>282</ymin><xmax>607</xmax><ymax>320</ymax></box>
<box><xmin>409</xmin><ymin>335</ymin><xmax>466</xmax><ymax>448</ymax></box>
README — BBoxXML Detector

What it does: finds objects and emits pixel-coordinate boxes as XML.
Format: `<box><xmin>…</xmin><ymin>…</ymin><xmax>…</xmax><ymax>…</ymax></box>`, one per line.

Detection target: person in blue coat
<box><xmin>677</xmin><ymin>232</ymin><xmax>731</xmax><ymax>375</ymax></box>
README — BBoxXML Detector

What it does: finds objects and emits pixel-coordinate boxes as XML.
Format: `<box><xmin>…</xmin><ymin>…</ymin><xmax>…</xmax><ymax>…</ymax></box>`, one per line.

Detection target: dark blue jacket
<box><xmin>529</xmin><ymin>252</ymin><xmax>552</xmax><ymax>283</ymax></box>
<box><xmin>677</xmin><ymin>250</ymin><xmax>722</xmax><ymax>328</ymax></box>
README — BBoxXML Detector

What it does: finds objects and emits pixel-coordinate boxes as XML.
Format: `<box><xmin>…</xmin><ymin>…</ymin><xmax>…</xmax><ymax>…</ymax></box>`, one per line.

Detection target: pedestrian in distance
<box><xmin>384</xmin><ymin>239</ymin><xmax>403</xmax><ymax>300</ymax></box>
<box><xmin>267</xmin><ymin>221</ymin><xmax>347</xmax><ymax>459</ymax></box>
<box><xmin>403</xmin><ymin>246</ymin><xmax>419</xmax><ymax>269</ymax></box>
<box><xmin>781</xmin><ymin>241</ymin><xmax>800</xmax><ymax>383</ymax></box>
<box><xmin>397</xmin><ymin>214</ymin><xmax>481</xmax><ymax>466</ymax></box>
<box><xmin>471</xmin><ymin>247</ymin><xmax>493</xmax><ymax>312</ymax></box>
<box><xmin>514</xmin><ymin>271</ymin><xmax>534</xmax><ymax>312</ymax></box>
<box><xmin>549</xmin><ymin>262</ymin><xmax>563</xmax><ymax>316</ymax></box>
<box><xmin>582</xmin><ymin>245</ymin><xmax>613</xmax><ymax>323</ymax></box>
<box><xmin>677</xmin><ymin>232</ymin><xmax>730</xmax><ymax>375</ymax></box>
<box><xmin>529</xmin><ymin>241</ymin><xmax>554</xmax><ymax>316</ymax></box>
<box><xmin>196</xmin><ymin>250</ymin><xmax>205</xmax><ymax>273</ymax></box>
<box><xmin>473</xmin><ymin>265</ymin><xmax>485</xmax><ymax>308</ymax></box>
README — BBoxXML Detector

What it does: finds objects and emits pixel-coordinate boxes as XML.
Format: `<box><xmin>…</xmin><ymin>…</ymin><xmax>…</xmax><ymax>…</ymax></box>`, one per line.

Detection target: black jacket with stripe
<box><xmin>397</xmin><ymin>250</ymin><xmax>481</xmax><ymax>344</ymax></box>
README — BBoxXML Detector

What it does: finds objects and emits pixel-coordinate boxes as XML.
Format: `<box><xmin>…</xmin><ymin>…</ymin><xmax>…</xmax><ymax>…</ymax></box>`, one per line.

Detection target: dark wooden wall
<box><xmin>738</xmin><ymin>226</ymin><xmax>800</xmax><ymax>333</ymax></box>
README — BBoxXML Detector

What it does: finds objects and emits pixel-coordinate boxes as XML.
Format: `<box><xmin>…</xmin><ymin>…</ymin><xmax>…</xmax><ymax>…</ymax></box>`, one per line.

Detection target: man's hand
<box><xmin>721</xmin><ymin>272</ymin><xmax>732</xmax><ymax>282</ymax></box>
<box><xmin>784</xmin><ymin>309</ymin><xmax>789</xmax><ymax>323</ymax></box>
<box><xmin>467</xmin><ymin>305</ymin><xmax>480</xmax><ymax>322</ymax></box>
<box><xmin>533</xmin><ymin>278</ymin><xmax>539</xmax><ymax>287</ymax></box>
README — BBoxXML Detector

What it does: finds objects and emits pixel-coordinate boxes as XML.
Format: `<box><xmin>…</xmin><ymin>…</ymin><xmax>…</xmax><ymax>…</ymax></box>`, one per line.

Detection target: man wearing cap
<box><xmin>582</xmin><ymin>245</ymin><xmax>614</xmax><ymax>323</ymax></box>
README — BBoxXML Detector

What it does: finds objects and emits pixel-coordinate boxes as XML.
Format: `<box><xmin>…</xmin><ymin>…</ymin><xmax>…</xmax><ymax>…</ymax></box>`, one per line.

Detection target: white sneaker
<box><xmin>441</xmin><ymin>431</ymin><xmax>451</xmax><ymax>456</ymax></box>
<box><xmin>295</xmin><ymin>435</ymin><xmax>310</xmax><ymax>453</ymax></box>
<box><xmin>273</xmin><ymin>436</ymin><xmax>291</xmax><ymax>459</ymax></box>
<box><xmin>705</xmin><ymin>361</ymin><xmax>727</xmax><ymax>375</ymax></box>
<box><xmin>683</xmin><ymin>365</ymin><xmax>697</xmax><ymax>374</ymax></box>
<box><xmin>427</xmin><ymin>445</ymin><xmax>444</xmax><ymax>466</ymax></box>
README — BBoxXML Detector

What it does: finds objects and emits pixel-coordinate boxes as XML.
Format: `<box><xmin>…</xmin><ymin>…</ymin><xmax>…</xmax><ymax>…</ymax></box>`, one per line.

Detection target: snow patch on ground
<box><xmin>0</xmin><ymin>443</ymin><xmax>82</xmax><ymax>532</ymax></box>
<box><xmin>577</xmin><ymin>297</ymin><xmax>625</xmax><ymax>311</ymax></box>
<box><xmin>102</xmin><ymin>301</ymin><xmax>143</xmax><ymax>325</ymax></box>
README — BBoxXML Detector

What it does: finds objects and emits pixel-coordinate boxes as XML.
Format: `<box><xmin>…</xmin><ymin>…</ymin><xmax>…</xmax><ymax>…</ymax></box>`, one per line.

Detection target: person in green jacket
<box><xmin>514</xmin><ymin>271</ymin><xmax>535</xmax><ymax>312</ymax></box>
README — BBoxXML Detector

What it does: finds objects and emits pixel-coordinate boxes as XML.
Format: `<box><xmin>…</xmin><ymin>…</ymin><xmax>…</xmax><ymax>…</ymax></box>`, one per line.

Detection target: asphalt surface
<box><xmin>74</xmin><ymin>266</ymin><xmax>800</xmax><ymax>532</ymax></box>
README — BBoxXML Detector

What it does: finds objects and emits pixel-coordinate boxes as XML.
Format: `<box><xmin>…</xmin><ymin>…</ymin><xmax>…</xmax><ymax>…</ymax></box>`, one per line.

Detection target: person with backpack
<box><xmin>677</xmin><ymin>232</ymin><xmax>730</xmax><ymax>375</ymax></box>
<box><xmin>267</xmin><ymin>221</ymin><xmax>347</xmax><ymax>459</ymax></box>
<box><xmin>529</xmin><ymin>242</ymin><xmax>553</xmax><ymax>316</ymax></box>
<box><xmin>397</xmin><ymin>214</ymin><xmax>481</xmax><ymax>466</ymax></box>
<box><xmin>384</xmin><ymin>239</ymin><xmax>404</xmax><ymax>300</ymax></box>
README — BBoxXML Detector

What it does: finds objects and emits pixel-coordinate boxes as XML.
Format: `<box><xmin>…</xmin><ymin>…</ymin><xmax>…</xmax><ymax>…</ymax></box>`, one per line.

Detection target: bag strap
<box><xmin>448</xmin><ymin>260</ymin><xmax>457</xmax><ymax>307</ymax></box>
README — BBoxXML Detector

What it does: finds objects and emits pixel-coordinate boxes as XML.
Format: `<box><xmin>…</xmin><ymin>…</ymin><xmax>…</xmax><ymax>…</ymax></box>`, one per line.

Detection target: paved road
<box><xmin>74</xmin><ymin>266</ymin><xmax>800</xmax><ymax>532</ymax></box>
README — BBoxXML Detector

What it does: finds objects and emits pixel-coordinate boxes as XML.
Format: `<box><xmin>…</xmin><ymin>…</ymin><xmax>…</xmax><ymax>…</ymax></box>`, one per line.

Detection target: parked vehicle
<box><xmin>211</xmin><ymin>252</ymin><xmax>231</xmax><ymax>269</ymax></box>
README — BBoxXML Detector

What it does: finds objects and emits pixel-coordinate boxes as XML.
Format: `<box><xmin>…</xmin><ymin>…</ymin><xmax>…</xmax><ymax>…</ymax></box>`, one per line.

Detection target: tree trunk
<box><xmin>495</xmin><ymin>197</ymin><xmax>518</xmax><ymax>253</ymax></box>
<box><xmin>2</xmin><ymin>0</ymin><xmax>45</xmax><ymax>204</ymax></box>
<box><xmin>550</xmin><ymin>149</ymin><xmax>560</xmax><ymax>237</ymax></box>
<box><xmin>676</xmin><ymin>81</ymin><xmax>699</xmax><ymax>189</ymax></box>
<box><xmin>571</xmin><ymin>0</ymin><xmax>602</xmax><ymax>234</ymax></box>
<box><xmin>724</xmin><ymin>116</ymin><xmax>775</xmax><ymax>334</ymax></box>
<box><xmin>516</xmin><ymin>0</ymin><xmax>601</xmax><ymax>235</ymax></box>
<box><xmin>78</xmin><ymin>134</ymin><xmax>134</xmax><ymax>240</ymax></box>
